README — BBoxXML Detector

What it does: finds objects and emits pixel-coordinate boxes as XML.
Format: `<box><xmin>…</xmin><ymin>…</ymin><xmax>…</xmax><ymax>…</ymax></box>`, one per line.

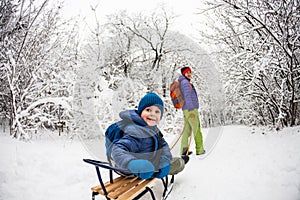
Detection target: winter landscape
<box><xmin>1</xmin><ymin>125</ymin><xmax>300</xmax><ymax>200</ymax></box>
<box><xmin>1</xmin><ymin>0</ymin><xmax>299</xmax><ymax>200</ymax></box>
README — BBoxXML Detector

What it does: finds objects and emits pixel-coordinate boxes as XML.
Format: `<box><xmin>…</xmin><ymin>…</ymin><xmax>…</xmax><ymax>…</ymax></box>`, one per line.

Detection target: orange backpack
<box><xmin>170</xmin><ymin>80</ymin><xmax>185</xmax><ymax>109</ymax></box>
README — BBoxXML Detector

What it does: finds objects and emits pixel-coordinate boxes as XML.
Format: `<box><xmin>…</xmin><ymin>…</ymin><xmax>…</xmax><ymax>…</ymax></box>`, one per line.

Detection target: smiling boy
<box><xmin>111</xmin><ymin>92</ymin><xmax>186</xmax><ymax>179</ymax></box>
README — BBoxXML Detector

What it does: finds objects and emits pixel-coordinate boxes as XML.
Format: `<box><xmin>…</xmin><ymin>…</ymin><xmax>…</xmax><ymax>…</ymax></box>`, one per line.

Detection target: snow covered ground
<box><xmin>1</xmin><ymin>125</ymin><xmax>300</xmax><ymax>200</ymax></box>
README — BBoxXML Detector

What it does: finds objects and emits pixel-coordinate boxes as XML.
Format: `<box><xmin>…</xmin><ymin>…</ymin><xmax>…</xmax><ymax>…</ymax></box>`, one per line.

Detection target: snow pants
<box><xmin>169</xmin><ymin>157</ymin><xmax>185</xmax><ymax>175</ymax></box>
<box><xmin>180</xmin><ymin>109</ymin><xmax>204</xmax><ymax>155</ymax></box>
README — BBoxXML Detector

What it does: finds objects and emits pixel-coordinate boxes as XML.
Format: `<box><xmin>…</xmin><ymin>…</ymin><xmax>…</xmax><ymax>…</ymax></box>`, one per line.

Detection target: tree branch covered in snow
<box><xmin>0</xmin><ymin>0</ymin><xmax>78</xmax><ymax>139</ymax></box>
<box><xmin>72</xmin><ymin>7</ymin><xmax>225</xmax><ymax>139</ymax></box>
<box><xmin>200</xmin><ymin>0</ymin><xmax>300</xmax><ymax>128</ymax></box>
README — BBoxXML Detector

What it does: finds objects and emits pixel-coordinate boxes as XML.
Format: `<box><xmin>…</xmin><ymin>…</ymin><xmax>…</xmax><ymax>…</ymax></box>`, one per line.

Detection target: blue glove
<box><xmin>155</xmin><ymin>165</ymin><xmax>170</xmax><ymax>178</ymax></box>
<box><xmin>127</xmin><ymin>159</ymin><xmax>155</xmax><ymax>180</ymax></box>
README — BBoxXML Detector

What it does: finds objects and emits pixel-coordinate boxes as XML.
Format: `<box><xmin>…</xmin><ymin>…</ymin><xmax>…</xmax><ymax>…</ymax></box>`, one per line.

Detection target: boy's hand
<box><xmin>128</xmin><ymin>159</ymin><xmax>155</xmax><ymax>180</ymax></box>
<box><xmin>155</xmin><ymin>165</ymin><xmax>170</xmax><ymax>178</ymax></box>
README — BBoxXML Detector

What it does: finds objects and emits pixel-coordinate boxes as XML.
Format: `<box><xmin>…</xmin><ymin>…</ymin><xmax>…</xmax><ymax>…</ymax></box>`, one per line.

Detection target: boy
<box><xmin>111</xmin><ymin>92</ymin><xmax>187</xmax><ymax>180</ymax></box>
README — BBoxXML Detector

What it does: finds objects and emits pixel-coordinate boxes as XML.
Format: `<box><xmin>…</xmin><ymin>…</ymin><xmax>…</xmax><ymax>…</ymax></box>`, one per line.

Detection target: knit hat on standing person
<box><xmin>137</xmin><ymin>92</ymin><xmax>164</xmax><ymax>118</ymax></box>
<box><xmin>181</xmin><ymin>67</ymin><xmax>192</xmax><ymax>76</ymax></box>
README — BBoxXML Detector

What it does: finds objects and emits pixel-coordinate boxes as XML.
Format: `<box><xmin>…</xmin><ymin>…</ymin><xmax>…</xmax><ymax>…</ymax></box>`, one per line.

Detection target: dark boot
<box><xmin>182</xmin><ymin>147</ymin><xmax>192</xmax><ymax>156</ymax></box>
<box><xmin>181</xmin><ymin>155</ymin><xmax>189</xmax><ymax>164</ymax></box>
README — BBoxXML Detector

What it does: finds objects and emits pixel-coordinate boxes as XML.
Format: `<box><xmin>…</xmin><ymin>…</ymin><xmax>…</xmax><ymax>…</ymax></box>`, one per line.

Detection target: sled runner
<box><xmin>83</xmin><ymin>159</ymin><xmax>174</xmax><ymax>200</ymax></box>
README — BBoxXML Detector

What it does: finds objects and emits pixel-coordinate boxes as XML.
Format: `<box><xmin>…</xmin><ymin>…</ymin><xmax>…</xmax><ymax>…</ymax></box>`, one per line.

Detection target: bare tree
<box><xmin>104</xmin><ymin>9</ymin><xmax>177</xmax><ymax>94</ymax></box>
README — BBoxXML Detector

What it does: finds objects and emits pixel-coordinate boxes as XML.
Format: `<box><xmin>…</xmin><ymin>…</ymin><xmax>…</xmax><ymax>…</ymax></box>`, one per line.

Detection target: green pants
<box><xmin>180</xmin><ymin>109</ymin><xmax>204</xmax><ymax>154</ymax></box>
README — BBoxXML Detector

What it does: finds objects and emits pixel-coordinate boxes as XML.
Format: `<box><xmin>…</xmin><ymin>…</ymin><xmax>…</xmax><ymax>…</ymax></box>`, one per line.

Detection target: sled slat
<box><xmin>117</xmin><ymin>178</ymin><xmax>156</xmax><ymax>200</ymax></box>
<box><xmin>91</xmin><ymin>176</ymin><xmax>155</xmax><ymax>199</ymax></box>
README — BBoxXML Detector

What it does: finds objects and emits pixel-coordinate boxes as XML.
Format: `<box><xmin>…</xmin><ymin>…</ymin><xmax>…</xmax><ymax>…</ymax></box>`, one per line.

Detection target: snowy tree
<box><xmin>103</xmin><ymin>9</ymin><xmax>176</xmax><ymax>94</ymax></box>
<box><xmin>200</xmin><ymin>0</ymin><xmax>300</xmax><ymax>128</ymax></box>
<box><xmin>76</xmin><ymin>8</ymin><xmax>224</xmax><ymax>139</ymax></box>
<box><xmin>0</xmin><ymin>0</ymin><xmax>78</xmax><ymax>139</ymax></box>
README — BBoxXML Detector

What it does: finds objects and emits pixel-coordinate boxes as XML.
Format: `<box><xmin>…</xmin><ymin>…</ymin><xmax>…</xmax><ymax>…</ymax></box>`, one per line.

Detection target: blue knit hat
<box><xmin>137</xmin><ymin>92</ymin><xmax>164</xmax><ymax>118</ymax></box>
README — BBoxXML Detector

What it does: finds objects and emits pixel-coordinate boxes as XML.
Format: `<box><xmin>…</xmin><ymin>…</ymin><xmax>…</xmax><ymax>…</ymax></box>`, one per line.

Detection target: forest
<box><xmin>0</xmin><ymin>0</ymin><xmax>299</xmax><ymax>140</ymax></box>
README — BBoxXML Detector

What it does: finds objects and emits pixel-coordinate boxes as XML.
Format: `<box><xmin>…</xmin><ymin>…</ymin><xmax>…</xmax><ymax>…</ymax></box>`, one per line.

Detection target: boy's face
<box><xmin>141</xmin><ymin>105</ymin><xmax>161</xmax><ymax>126</ymax></box>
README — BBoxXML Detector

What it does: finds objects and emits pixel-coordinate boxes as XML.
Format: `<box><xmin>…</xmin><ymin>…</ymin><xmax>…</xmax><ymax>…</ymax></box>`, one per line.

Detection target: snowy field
<box><xmin>1</xmin><ymin>125</ymin><xmax>300</xmax><ymax>200</ymax></box>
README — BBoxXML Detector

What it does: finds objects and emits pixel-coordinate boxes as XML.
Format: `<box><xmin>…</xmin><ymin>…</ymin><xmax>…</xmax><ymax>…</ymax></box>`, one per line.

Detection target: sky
<box><xmin>60</xmin><ymin>0</ymin><xmax>207</xmax><ymax>38</ymax></box>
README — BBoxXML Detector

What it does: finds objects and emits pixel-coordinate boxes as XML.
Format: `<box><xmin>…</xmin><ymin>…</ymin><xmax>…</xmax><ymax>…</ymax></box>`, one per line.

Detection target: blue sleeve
<box><xmin>111</xmin><ymin>125</ymin><xmax>142</xmax><ymax>171</ymax></box>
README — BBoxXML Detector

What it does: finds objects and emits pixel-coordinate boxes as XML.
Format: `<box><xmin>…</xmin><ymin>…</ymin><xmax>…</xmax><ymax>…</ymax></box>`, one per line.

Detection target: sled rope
<box><xmin>170</xmin><ymin>115</ymin><xmax>194</xmax><ymax>155</ymax></box>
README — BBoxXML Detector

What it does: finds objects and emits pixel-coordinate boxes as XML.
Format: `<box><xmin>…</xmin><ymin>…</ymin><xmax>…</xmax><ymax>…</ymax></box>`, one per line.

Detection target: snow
<box><xmin>1</xmin><ymin>125</ymin><xmax>300</xmax><ymax>200</ymax></box>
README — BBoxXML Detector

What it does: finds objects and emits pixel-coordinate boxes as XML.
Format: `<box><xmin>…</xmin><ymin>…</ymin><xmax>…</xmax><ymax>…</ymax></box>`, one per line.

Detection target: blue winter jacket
<box><xmin>111</xmin><ymin>110</ymin><xmax>172</xmax><ymax>174</ymax></box>
<box><xmin>178</xmin><ymin>75</ymin><xmax>199</xmax><ymax>111</ymax></box>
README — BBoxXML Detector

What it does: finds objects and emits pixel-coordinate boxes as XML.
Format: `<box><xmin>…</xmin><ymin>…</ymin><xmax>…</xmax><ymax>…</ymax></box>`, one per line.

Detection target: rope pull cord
<box><xmin>170</xmin><ymin>114</ymin><xmax>195</xmax><ymax>155</ymax></box>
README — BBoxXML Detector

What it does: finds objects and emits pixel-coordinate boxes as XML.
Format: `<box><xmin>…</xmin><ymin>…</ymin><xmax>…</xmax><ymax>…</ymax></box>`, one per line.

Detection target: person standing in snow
<box><xmin>179</xmin><ymin>67</ymin><xmax>205</xmax><ymax>155</ymax></box>
<box><xmin>111</xmin><ymin>92</ymin><xmax>188</xmax><ymax>180</ymax></box>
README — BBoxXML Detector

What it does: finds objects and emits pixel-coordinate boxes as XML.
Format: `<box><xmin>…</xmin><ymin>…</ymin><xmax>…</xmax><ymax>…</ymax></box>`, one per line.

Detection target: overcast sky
<box><xmin>60</xmin><ymin>0</ymin><xmax>207</xmax><ymax>38</ymax></box>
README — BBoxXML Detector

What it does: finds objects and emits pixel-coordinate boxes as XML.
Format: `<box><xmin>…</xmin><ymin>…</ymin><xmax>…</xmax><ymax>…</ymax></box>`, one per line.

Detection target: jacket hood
<box><xmin>119</xmin><ymin>110</ymin><xmax>160</xmax><ymax>132</ymax></box>
<box><xmin>119</xmin><ymin>110</ymin><xmax>147</xmax><ymax>126</ymax></box>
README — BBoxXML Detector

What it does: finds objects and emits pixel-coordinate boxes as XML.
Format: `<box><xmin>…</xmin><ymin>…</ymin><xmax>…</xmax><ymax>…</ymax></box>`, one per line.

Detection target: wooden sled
<box><xmin>83</xmin><ymin>159</ymin><xmax>174</xmax><ymax>200</ymax></box>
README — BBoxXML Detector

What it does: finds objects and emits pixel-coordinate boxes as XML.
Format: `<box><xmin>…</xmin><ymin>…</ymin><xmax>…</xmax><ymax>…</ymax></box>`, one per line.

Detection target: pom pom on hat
<box><xmin>181</xmin><ymin>67</ymin><xmax>191</xmax><ymax>75</ymax></box>
<box><xmin>137</xmin><ymin>92</ymin><xmax>164</xmax><ymax>118</ymax></box>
